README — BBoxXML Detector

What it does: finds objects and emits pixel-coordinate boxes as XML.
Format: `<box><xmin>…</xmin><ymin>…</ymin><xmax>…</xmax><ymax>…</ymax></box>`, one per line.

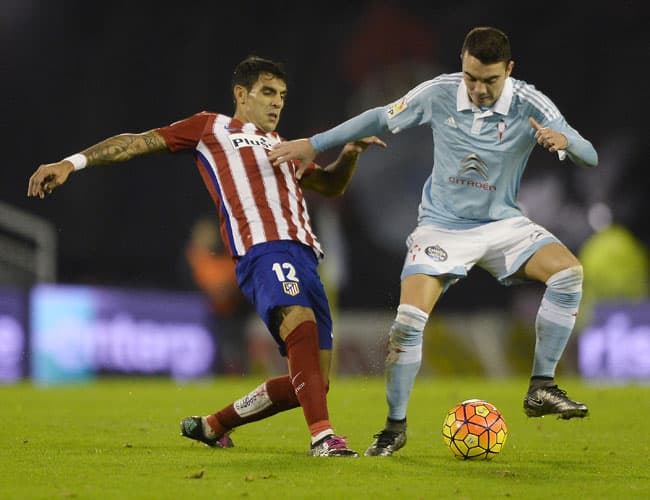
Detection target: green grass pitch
<box><xmin>1</xmin><ymin>376</ymin><xmax>648</xmax><ymax>499</ymax></box>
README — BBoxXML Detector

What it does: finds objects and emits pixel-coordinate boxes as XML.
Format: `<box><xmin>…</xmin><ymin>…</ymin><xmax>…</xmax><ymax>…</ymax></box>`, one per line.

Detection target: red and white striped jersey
<box><xmin>156</xmin><ymin>111</ymin><xmax>323</xmax><ymax>259</ymax></box>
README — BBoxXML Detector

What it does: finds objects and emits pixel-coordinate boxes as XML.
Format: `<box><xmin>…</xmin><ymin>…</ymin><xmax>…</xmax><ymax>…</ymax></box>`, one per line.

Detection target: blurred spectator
<box><xmin>577</xmin><ymin>223</ymin><xmax>649</xmax><ymax>328</ymax></box>
<box><xmin>184</xmin><ymin>215</ymin><xmax>251</xmax><ymax>375</ymax></box>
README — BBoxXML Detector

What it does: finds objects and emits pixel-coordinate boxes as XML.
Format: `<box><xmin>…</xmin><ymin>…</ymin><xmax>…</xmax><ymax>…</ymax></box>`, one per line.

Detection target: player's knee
<box><xmin>546</xmin><ymin>265</ymin><xmax>583</xmax><ymax>288</ymax></box>
<box><xmin>386</xmin><ymin>304</ymin><xmax>428</xmax><ymax>364</ymax></box>
<box><xmin>390</xmin><ymin>304</ymin><xmax>428</xmax><ymax>344</ymax></box>
<box><xmin>545</xmin><ymin>265</ymin><xmax>583</xmax><ymax>308</ymax></box>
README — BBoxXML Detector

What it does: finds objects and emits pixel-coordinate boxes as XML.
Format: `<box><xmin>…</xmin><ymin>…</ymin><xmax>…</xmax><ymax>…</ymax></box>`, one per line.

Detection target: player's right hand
<box><xmin>529</xmin><ymin>117</ymin><xmax>568</xmax><ymax>153</ymax></box>
<box><xmin>28</xmin><ymin>161</ymin><xmax>75</xmax><ymax>198</ymax></box>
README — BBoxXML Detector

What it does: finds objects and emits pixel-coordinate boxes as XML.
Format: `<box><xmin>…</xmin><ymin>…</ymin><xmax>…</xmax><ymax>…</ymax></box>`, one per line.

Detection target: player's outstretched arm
<box><xmin>28</xmin><ymin>130</ymin><xmax>168</xmax><ymax>198</ymax></box>
<box><xmin>300</xmin><ymin>136</ymin><xmax>386</xmax><ymax>197</ymax></box>
<box><xmin>270</xmin><ymin>108</ymin><xmax>389</xmax><ymax>177</ymax></box>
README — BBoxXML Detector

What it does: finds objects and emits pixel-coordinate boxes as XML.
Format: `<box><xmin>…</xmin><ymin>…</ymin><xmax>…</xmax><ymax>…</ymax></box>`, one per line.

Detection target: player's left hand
<box><xmin>271</xmin><ymin>136</ymin><xmax>387</xmax><ymax>179</ymax></box>
<box><xmin>270</xmin><ymin>138</ymin><xmax>315</xmax><ymax>165</ymax></box>
<box><xmin>529</xmin><ymin>117</ymin><xmax>568</xmax><ymax>153</ymax></box>
<box><xmin>341</xmin><ymin>136</ymin><xmax>387</xmax><ymax>155</ymax></box>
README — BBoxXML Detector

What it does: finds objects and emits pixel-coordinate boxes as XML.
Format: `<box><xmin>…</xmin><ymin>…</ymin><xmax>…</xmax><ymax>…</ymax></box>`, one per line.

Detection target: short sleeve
<box><xmin>156</xmin><ymin>111</ymin><xmax>213</xmax><ymax>152</ymax></box>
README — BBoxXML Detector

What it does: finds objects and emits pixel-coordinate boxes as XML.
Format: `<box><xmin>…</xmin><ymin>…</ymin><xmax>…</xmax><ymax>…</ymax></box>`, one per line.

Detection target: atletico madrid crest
<box><xmin>282</xmin><ymin>281</ymin><xmax>300</xmax><ymax>296</ymax></box>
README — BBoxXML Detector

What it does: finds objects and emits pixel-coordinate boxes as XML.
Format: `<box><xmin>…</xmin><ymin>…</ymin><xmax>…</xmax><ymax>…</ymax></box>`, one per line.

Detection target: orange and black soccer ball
<box><xmin>442</xmin><ymin>399</ymin><xmax>508</xmax><ymax>460</ymax></box>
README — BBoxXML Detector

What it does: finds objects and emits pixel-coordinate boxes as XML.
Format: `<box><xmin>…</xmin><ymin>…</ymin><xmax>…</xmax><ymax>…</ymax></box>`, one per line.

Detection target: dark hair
<box><xmin>461</xmin><ymin>27</ymin><xmax>511</xmax><ymax>64</ymax></box>
<box><xmin>231</xmin><ymin>56</ymin><xmax>287</xmax><ymax>93</ymax></box>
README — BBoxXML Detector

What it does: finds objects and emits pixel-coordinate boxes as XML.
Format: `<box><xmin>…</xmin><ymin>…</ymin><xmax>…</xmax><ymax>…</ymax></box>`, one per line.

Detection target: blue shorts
<box><xmin>235</xmin><ymin>241</ymin><xmax>333</xmax><ymax>356</ymax></box>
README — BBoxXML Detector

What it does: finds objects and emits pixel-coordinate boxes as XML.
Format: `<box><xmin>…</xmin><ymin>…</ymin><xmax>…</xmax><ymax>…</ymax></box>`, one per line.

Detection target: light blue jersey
<box><xmin>308</xmin><ymin>70</ymin><xmax>598</xmax><ymax>424</ymax></box>
<box><xmin>311</xmin><ymin>73</ymin><xmax>597</xmax><ymax>230</ymax></box>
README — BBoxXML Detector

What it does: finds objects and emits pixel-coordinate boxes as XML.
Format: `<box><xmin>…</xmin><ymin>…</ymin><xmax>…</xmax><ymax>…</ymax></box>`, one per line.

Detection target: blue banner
<box><xmin>578</xmin><ymin>302</ymin><xmax>650</xmax><ymax>380</ymax></box>
<box><xmin>30</xmin><ymin>284</ymin><xmax>215</xmax><ymax>384</ymax></box>
<box><xmin>0</xmin><ymin>287</ymin><xmax>27</xmax><ymax>383</ymax></box>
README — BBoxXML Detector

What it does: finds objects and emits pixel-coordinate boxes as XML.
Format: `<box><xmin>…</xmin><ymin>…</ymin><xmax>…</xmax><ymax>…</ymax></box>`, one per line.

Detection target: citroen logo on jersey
<box><xmin>458</xmin><ymin>153</ymin><xmax>489</xmax><ymax>180</ymax></box>
<box><xmin>449</xmin><ymin>153</ymin><xmax>496</xmax><ymax>191</ymax></box>
<box><xmin>229</xmin><ymin>133</ymin><xmax>276</xmax><ymax>151</ymax></box>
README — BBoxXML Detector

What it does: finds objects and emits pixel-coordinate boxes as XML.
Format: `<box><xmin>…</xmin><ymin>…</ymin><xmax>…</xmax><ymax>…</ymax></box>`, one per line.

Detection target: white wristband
<box><xmin>63</xmin><ymin>153</ymin><xmax>88</xmax><ymax>171</ymax></box>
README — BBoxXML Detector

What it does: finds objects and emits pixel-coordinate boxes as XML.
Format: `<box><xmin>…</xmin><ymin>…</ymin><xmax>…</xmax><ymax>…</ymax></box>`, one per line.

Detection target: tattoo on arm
<box><xmin>82</xmin><ymin>130</ymin><xmax>168</xmax><ymax>167</ymax></box>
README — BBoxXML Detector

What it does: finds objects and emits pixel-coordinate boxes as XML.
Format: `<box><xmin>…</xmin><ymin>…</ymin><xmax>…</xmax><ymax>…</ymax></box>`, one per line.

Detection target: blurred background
<box><xmin>1</xmin><ymin>0</ymin><xmax>648</xmax><ymax>383</ymax></box>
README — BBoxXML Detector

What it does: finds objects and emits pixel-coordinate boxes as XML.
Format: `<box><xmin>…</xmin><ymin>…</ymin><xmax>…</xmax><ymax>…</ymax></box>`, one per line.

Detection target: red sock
<box><xmin>207</xmin><ymin>375</ymin><xmax>300</xmax><ymax>436</ymax></box>
<box><xmin>206</xmin><ymin>375</ymin><xmax>299</xmax><ymax>436</ymax></box>
<box><xmin>284</xmin><ymin>321</ymin><xmax>332</xmax><ymax>439</ymax></box>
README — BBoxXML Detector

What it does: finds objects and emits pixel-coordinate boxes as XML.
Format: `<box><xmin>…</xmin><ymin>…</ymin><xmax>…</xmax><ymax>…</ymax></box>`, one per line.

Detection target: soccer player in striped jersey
<box><xmin>270</xmin><ymin>27</ymin><xmax>598</xmax><ymax>456</ymax></box>
<box><xmin>27</xmin><ymin>56</ymin><xmax>385</xmax><ymax>457</ymax></box>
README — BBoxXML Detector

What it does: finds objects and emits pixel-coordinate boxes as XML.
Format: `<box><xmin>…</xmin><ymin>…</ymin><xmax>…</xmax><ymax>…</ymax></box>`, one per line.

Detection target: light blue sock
<box><xmin>385</xmin><ymin>304</ymin><xmax>428</xmax><ymax>421</ymax></box>
<box><xmin>532</xmin><ymin>266</ymin><xmax>583</xmax><ymax>378</ymax></box>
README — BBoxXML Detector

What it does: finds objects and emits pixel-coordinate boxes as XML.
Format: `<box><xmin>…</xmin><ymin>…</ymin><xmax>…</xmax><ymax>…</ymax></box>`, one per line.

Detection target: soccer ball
<box><xmin>442</xmin><ymin>399</ymin><xmax>508</xmax><ymax>460</ymax></box>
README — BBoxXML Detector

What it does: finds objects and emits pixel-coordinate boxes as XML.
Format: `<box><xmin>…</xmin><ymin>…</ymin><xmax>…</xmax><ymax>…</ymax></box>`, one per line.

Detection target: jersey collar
<box><xmin>457</xmin><ymin>77</ymin><xmax>514</xmax><ymax>116</ymax></box>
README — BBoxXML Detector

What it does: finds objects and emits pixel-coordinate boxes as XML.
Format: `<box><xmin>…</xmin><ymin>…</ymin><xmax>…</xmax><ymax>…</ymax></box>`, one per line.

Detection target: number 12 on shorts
<box><xmin>272</xmin><ymin>262</ymin><xmax>299</xmax><ymax>282</ymax></box>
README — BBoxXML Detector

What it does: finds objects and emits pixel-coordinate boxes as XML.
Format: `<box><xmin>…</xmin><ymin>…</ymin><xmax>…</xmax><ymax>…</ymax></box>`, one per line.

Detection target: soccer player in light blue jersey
<box><xmin>270</xmin><ymin>27</ymin><xmax>597</xmax><ymax>456</ymax></box>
